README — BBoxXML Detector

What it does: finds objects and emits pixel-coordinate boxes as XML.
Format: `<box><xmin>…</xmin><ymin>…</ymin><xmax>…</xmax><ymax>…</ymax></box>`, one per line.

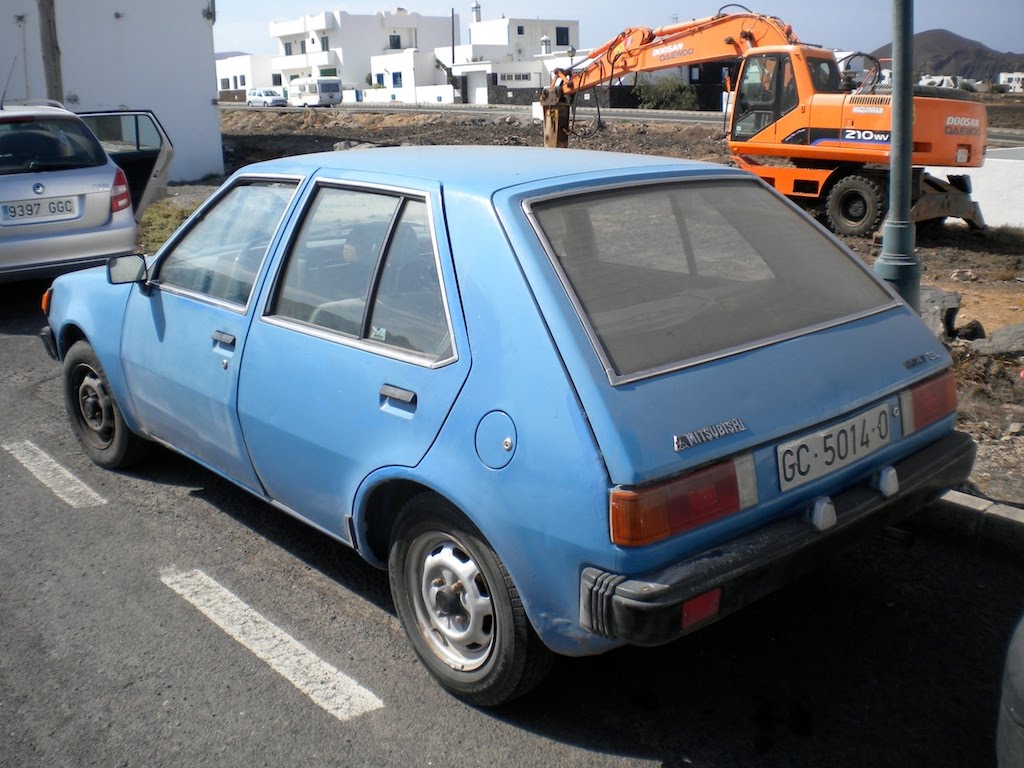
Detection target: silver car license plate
<box><xmin>1</xmin><ymin>196</ymin><xmax>79</xmax><ymax>225</ymax></box>
<box><xmin>777</xmin><ymin>402</ymin><xmax>892</xmax><ymax>492</ymax></box>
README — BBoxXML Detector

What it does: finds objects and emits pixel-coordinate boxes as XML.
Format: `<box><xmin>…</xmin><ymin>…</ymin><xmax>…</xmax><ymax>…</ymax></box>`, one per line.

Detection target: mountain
<box><xmin>870</xmin><ymin>29</ymin><xmax>1024</xmax><ymax>82</ymax></box>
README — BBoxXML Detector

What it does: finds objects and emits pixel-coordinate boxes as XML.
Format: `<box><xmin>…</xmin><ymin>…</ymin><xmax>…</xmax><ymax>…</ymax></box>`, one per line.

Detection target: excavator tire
<box><xmin>826</xmin><ymin>174</ymin><xmax>887</xmax><ymax>237</ymax></box>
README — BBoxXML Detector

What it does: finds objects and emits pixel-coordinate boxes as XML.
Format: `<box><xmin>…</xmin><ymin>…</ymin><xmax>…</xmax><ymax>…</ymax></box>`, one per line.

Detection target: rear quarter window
<box><xmin>529</xmin><ymin>178</ymin><xmax>893</xmax><ymax>381</ymax></box>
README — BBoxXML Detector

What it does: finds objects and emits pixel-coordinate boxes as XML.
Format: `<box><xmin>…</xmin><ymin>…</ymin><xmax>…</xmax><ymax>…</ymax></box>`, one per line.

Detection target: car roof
<box><xmin>0</xmin><ymin>102</ymin><xmax>80</xmax><ymax>120</ymax></box>
<box><xmin>236</xmin><ymin>145</ymin><xmax>741</xmax><ymax>195</ymax></box>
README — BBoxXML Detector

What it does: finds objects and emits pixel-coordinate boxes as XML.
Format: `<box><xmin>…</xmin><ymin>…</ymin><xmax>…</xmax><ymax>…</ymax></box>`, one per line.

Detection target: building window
<box><xmin>300</xmin><ymin>40</ymin><xmax>307</xmax><ymax>54</ymax></box>
<box><xmin>517</xmin><ymin>25</ymin><xmax>524</xmax><ymax>35</ymax></box>
<box><xmin>389</xmin><ymin>34</ymin><xmax>401</xmax><ymax>50</ymax></box>
<box><xmin>272</xmin><ymin>74</ymin><xmax>282</xmax><ymax>86</ymax></box>
<box><xmin>321</xmin><ymin>35</ymin><xmax>329</xmax><ymax>50</ymax></box>
<box><xmin>376</xmin><ymin>73</ymin><xmax>384</xmax><ymax>86</ymax></box>
<box><xmin>232</xmin><ymin>76</ymin><xmax>238</xmax><ymax>89</ymax></box>
<box><xmin>284</xmin><ymin>42</ymin><xmax>293</xmax><ymax>56</ymax></box>
<box><xmin>239</xmin><ymin>75</ymin><xmax>246</xmax><ymax>86</ymax></box>
<box><xmin>392</xmin><ymin>72</ymin><xmax>403</xmax><ymax>88</ymax></box>
<box><xmin>556</xmin><ymin>26</ymin><xmax>570</xmax><ymax>47</ymax></box>
<box><xmin>320</xmin><ymin>68</ymin><xmax>337</xmax><ymax>77</ymax></box>
<box><xmin>219</xmin><ymin>78</ymin><xmax>229</xmax><ymax>90</ymax></box>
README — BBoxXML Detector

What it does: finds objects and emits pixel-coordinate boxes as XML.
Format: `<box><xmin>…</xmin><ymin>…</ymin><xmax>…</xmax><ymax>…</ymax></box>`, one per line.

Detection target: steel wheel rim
<box><xmin>72</xmin><ymin>364</ymin><xmax>115</xmax><ymax>450</ymax></box>
<box><xmin>406</xmin><ymin>531</ymin><xmax>495</xmax><ymax>672</ymax></box>
<box><xmin>839</xmin><ymin>191</ymin><xmax>868</xmax><ymax>225</ymax></box>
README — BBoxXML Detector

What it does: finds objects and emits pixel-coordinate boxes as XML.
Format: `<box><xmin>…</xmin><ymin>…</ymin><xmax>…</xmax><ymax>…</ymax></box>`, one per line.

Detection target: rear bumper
<box><xmin>580</xmin><ymin>430</ymin><xmax>976</xmax><ymax>646</ymax></box>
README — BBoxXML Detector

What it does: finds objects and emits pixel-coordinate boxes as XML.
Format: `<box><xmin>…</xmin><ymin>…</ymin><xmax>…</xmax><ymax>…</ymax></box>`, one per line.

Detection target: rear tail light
<box><xmin>899</xmin><ymin>370</ymin><xmax>957</xmax><ymax>436</ymax></box>
<box><xmin>610</xmin><ymin>454</ymin><xmax>758</xmax><ymax>547</ymax></box>
<box><xmin>111</xmin><ymin>168</ymin><xmax>131</xmax><ymax>213</ymax></box>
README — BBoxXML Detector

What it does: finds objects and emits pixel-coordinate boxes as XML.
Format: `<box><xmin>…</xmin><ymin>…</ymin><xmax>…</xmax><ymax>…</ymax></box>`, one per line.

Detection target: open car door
<box><xmin>78</xmin><ymin>111</ymin><xmax>173</xmax><ymax>221</ymax></box>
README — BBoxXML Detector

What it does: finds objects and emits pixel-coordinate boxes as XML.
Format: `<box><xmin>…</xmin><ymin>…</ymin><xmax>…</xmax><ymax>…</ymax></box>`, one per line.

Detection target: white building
<box><xmin>216</xmin><ymin>53</ymin><xmax>277</xmax><ymax>96</ymax></box>
<box><xmin>1</xmin><ymin>0</ymin><xmax>223</xmax><ymax>182</ymax></box>
<box><xmin>434</xmin><ymin>3</ymin><xmax>581</xmax><ymax>105</ymax></box>
<box><xmin>270</xmin><ymin>9</ymin><xmax>458</xmax><ymax>90</ymax></box>
<box><xmin>999</xmin><ymin>72</ymin><xmax>1024</xmax><ymax>93</ymax></box>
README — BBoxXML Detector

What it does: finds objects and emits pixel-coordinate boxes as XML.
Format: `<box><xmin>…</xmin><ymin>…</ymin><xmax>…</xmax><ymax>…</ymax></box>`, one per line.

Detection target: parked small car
<box><xmin>245</xmin><ymin>88</ymin><xmax>286</xmax><ymax>108</ymax></box>
<box><xmin>39</xmin><ymin>146</ymin><xmax>975</xmax><ymax>705</ymax></box>
<box><xmin>0</xmin><ymin>102</ymin><xmax>172</xmax><ymax>282</ymax></box>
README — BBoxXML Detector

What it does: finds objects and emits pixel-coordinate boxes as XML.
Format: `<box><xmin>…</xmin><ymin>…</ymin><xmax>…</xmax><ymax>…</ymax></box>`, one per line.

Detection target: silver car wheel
<box><xmin>406</xmin><ymin>531</ymin><xmax>495</xmax><ymax>672</ymax></box>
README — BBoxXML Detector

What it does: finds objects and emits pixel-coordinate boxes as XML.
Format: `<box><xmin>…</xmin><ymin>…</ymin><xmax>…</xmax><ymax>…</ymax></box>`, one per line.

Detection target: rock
<box><xmin>955</xmin><ymin>319</ymin><xmax>986</xmax><ymax>341</ymax></box>
<box><xmin>971</xmin><ymin>322</ymin><xmax>1024</xmax><ymax>355</ymax></box>
<box><xmin>1008</xmin><ymin>422</ymin><xmax>1024</xmax><ymax>436</ymax></box>
<box><xmin>951</xmin><ymin>269</ymin><xmax>977</xmax><ymax>282</ymax></box>
<box><xmin>919</xmin><ymin>286</ymin><xmax>960</xmax><ymax>339</ymax></box>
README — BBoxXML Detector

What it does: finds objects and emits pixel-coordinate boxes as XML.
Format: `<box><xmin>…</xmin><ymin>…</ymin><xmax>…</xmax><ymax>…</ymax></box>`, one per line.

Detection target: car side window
<box><xmin>271</xmin><ymin>188</ymin><xmax>451</xmax><ymax>362</ymax></box>
<box><xmin>157</xmin><ymin>181</ymin><xmax>296</xmax><ymax>305</ymax></box>
<box><xmin>369</xmin><ymin>200</ymin><xmax>451</xmax><ymax>359</ymax></box>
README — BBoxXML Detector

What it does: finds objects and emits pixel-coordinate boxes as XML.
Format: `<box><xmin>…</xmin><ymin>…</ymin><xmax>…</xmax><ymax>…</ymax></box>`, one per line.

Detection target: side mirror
<box><xmin>107</xmin><ymin>253</ymin><xmax>148</xmax><ymax>285</ymax></box>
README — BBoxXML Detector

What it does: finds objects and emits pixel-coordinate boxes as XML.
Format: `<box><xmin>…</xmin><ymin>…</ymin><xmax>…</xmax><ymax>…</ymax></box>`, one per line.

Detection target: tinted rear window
<box><xmin>530</xmin><ymin>179</ymin><xmax>892</xmax><ymax>380</ymax></box>
<box><xmin>0</xmin><ymin>116</ymin><xmax>106</xmax><ymax>174</ymax></box>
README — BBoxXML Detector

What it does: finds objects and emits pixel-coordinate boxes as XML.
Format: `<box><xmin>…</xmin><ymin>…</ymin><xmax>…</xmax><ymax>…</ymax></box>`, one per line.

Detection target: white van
<box><xmin>287</xmin><ymin>77</ymin><xmax>343</xmax><ymax>107</ymax></box>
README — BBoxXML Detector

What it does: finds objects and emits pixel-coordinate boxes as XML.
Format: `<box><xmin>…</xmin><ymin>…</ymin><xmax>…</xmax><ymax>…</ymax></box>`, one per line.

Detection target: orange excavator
<box><xmin>540</xmin><ymin>7</ymin><xmax>987</xmax><ymax>236</ymax></box>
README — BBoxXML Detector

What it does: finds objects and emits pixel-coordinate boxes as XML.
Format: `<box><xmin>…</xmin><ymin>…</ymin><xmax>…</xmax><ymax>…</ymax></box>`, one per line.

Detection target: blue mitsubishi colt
<box><xmin>40</xmin><ymin>146</ymin><xmax>974</xmax><ymax>705</ymax></box>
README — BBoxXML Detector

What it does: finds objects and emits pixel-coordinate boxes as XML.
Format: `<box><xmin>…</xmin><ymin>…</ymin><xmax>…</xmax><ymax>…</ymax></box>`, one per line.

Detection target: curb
<box><xmin>916</xmin><ymin>490</ymin><xmax>1024</xmax><ymax>555</ymax></box>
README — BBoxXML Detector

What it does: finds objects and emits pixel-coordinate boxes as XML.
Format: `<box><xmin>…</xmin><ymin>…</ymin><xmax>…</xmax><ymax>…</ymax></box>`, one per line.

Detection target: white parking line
<box><xmin>2</xmin><ymin>440</ymin><xmax>107</xmax><ymax>508</ymax></box>
<box><xmin>160</xmin><ymin>568</ymin><xmax>384</xmax><ymax>722</ymax></box>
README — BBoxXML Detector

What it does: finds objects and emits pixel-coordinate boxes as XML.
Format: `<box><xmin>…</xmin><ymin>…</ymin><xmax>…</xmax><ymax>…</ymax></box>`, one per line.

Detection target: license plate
<box><xmin>777</xmin><ymin>403</ymin><xmax>892</xmax><ymax>492</ymax></box>
<box><xmin>1</xmin><ymin>196</ymin><xmax>78</xmax><ymax>225</ymax></box>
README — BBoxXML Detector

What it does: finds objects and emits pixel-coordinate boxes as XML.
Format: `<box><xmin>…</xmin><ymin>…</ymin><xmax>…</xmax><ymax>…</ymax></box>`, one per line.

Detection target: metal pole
<box><xmin>36</xmin><ymin>0</ymin><xmax>63</xmax><ymax>103</ymax></box>
<box><xmin>874</xmin><ymin>0</ymin><xmax>919</xmax><ymax>311</ymax></box>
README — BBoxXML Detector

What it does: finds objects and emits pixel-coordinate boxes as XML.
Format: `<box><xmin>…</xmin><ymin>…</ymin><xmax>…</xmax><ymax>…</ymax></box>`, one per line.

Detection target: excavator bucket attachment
<box><xmin>912</xmin><ymin>172</ymin><xmax>986</xmax><ymax>230</ymax></box>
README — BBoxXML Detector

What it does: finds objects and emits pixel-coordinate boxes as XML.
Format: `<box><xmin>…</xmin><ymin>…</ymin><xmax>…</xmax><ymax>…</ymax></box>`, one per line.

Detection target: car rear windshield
<box><xmin>0</xmin><ymin>116</ymin><xmax>107</xmax><ymax>175</ymax></box>
<box><xmin>529</xmin><ymin>178</ymin><xmax>893</xmax><ymax>381</ymax></box>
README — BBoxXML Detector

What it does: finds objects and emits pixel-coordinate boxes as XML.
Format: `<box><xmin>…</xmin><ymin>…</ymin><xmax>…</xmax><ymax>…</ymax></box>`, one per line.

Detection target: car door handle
<box><xmin>211</xmin><ymin>330</ymin><xmax>236</xmax><ymax>346</ymax></box>
<box><xmin>380</xmin><ymin>384</ymin><xmax>416</xmax><ymax>405</ymax></box>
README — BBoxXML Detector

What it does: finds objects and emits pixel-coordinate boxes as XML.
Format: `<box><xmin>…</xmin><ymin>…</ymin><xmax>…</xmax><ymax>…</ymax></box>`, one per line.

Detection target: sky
<box><xmin>212</xmin><ymin>0</ymin><xmax>1024</xmax><ymax>57</ymax></box>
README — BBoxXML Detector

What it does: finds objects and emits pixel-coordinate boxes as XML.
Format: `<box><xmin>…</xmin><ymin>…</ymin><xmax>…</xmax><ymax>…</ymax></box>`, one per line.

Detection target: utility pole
<box><xmin>36</xmin><ymin>0</ymin><xmax>63</xmax><ymax>102</ymax></box>
<box><xmin>873</xmin><ymin>0</ymin><xmax>919</xmax><ymax>311</ymax></box>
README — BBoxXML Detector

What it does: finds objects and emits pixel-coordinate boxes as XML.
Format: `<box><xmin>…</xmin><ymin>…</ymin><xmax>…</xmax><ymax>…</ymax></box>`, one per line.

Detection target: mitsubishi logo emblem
<box><xmin>33</xmin><ymin>183</ymin><xmax>45</xmax><ymax>195</ymax></box>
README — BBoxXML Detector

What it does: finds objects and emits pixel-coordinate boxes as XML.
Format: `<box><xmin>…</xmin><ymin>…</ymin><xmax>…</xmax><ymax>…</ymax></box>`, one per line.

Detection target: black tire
<box><xmin>826</xmin><ymin>174</ymin><xmax>887</xmax><ymax>237</ymax></box>
<box><xmin>63</xmin><ymin>341</ymin><xmax>148</xmax><ymax>469</ymax></box>
<box><xmin>388</xmin><ymin>493</ymin><xmax>553</xmax><ymax>706</ymax></box>
<box><xmin>245</xmin><ymin>101</ymin><xmax>252</xmax><ymax>107</ymax></box>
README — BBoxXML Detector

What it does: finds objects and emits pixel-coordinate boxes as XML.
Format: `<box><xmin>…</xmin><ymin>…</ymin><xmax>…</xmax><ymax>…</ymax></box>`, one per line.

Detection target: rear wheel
<box><xmin>826</xmin><ymin>174</ymin><xmax>887</xmax><ymax>237</ymax></box>
<box><xmin>63</xmin><ymin>341</ymin><xmax>147</xmax><ymax>469</ymax></box>
<box><xmin>388</xmin><ymin>493</ymin><xmax>552</xmax><ymax>706</ymax></box>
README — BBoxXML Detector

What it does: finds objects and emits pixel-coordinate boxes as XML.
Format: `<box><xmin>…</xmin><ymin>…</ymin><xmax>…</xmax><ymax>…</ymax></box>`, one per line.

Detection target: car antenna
<box><xmin>1</xmin><ymin>58</ymin><xmax>17</xmax><ymax>109</ymax></box>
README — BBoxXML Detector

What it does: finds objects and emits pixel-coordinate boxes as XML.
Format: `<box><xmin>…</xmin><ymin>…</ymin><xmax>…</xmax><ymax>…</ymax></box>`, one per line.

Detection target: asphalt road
<box><xmin>3</xmin><ymin>278</ymin><xmax>1024</xmax><ymax>767</ymax></box>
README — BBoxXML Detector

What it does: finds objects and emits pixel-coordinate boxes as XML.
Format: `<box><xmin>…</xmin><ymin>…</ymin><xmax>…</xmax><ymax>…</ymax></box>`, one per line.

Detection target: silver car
<box><xmin>246</xmin><ymin>88</ymin><xmax>287</xmax><ymax>107</ymax></box>
<box><xmin>0</xmin><ymin>102</ymin><xmax>172</xmax><ymax>282</ymax></box>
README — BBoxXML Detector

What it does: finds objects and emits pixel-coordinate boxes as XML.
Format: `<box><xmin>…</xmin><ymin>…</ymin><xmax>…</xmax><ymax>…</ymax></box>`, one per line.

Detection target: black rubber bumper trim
<box><xmin>581</xmin><ymin>431</ymin><xmax>976</xmax><ymax>646</ymax></box>
<box><xmin>39</xmin><ymin>325</ymin><xmax>59</xmax><ymax>361</ymax></box>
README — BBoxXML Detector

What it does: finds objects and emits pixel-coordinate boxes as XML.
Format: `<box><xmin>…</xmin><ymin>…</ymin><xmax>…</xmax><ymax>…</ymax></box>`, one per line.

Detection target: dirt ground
<box><xmin>211</xmin><ymin>108</ymin><xmax>1024</xmax><ymax>504</ymax></box>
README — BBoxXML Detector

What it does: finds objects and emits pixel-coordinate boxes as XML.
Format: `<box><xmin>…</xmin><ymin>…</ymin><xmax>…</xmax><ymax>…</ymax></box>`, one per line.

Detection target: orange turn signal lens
<box><xmin>610</xmin><ymin>455</ymin><xmax>757</xmax><ymax>547</ymax></box>
<box><xmin>41</xmin><ymin>287</ymin><xmax>52</xmax><ymax>315</ymax></box>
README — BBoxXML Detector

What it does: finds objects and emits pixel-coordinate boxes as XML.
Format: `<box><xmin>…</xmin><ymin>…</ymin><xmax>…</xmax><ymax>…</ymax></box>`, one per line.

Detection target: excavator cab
<box><xmin>731</xmin><ymin>52</ymin><xmax>798</xmax><ymax>141</ymax></box>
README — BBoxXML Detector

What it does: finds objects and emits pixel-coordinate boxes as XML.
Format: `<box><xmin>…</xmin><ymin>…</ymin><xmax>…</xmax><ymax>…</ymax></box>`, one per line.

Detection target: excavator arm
<box><xmin>541</xmin><ymin>9</ymin><xmax>800</xmax><ymax>146</ymax></box>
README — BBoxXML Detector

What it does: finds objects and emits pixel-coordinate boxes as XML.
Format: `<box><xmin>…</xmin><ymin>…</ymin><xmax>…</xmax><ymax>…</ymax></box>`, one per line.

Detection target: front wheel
<box><xmin>826</xmin><ymin>174</ymin><xmax>887</xmax><ymax>237</ymax></box>
<box><xmin>63</xmin><ymin>341</ymin><xmax>148</xmax><ymax>469</ymax></box>
<box><xmin>388</xmin><ymin>493</ymin><xmax>552</xmax><ymax>706</ymax></box>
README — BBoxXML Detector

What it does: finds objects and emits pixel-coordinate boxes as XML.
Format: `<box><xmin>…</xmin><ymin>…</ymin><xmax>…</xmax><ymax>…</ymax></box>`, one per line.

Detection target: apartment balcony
<box><xmin>272</xmin><ymin>50</ymin><xmax>340</xmax><ymax>72</ymax></box>
<box><xmin>269</xmin><ymin>12</ymin><xmax>335</xmax><ymax>39</ymax></box>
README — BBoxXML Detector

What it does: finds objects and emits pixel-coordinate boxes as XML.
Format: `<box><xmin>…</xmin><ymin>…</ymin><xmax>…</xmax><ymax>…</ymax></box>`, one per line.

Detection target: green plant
<box><xmin>633</xmin><ymin>74</ymin><xmax>698</xmax><ymax>110</ymax></box>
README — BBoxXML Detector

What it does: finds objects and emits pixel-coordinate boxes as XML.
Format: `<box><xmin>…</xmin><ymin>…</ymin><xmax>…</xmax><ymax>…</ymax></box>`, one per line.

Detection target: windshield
<box><xmin>0</xmin><ymin>116</ymin><xmax>107</xmax><ymax>175</ymax></box>
<box><xmin>529</xmin><ymin>179</ymin><xmax>893</xmax><ymax>381</ymax></box>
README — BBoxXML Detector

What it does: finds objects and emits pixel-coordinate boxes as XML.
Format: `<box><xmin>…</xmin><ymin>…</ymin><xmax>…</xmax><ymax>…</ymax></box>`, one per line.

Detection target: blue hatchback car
<box><xmin>40</xmin><ymin>146</ymin><xmax>974</xmax><ymax>706</ymax></box>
